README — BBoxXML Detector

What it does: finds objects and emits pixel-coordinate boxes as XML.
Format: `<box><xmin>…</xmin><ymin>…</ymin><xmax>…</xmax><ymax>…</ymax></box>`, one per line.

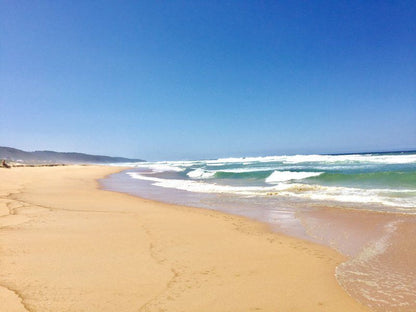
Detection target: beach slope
<box><xmin>0</xmin><ymin>166</ymin><xmax>369</xmax><ymax>311</ymax></box>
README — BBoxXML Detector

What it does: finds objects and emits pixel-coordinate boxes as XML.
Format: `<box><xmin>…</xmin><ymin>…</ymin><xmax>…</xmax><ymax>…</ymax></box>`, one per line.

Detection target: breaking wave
<box><xmin>118</xmin><ymin>151</ymin><xmax>416</xmax><ymax>211</ymax></box>
<box><xmin>265</xmin><ymin>171</ymin><xmax>323</xmax><ymax>183</ymax></box>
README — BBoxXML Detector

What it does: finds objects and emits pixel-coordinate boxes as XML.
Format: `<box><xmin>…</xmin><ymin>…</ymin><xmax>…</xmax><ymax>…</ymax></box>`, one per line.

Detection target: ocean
<box><xmin>102</xmin><ymin>150</ymin><xmax>416</xmax><ymax>311</ymax></box>
<box><xmin>110</xmin><ymin>150</ymin><xmax>416</xmax><ymax>213</ymax></box>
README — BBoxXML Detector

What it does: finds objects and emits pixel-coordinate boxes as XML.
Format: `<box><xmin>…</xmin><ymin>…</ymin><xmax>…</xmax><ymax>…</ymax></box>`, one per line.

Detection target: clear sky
<box><xmin>1</xmin><ymin>1</ymin><xmax>415</xmax><ymax>160</ymax></box>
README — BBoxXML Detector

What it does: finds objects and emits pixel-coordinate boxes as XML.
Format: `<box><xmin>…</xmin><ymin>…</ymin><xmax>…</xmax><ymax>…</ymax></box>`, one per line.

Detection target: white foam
<box><xmin>201</xmin><ymin>153</ymin><xmax>416</xmax><ymax>166</ymax></box>
<box><xmin>187</xmin><ymin>168</ymin><xmax>215</xmax><ymax>179</ymax></box>
<box><xmin>217</xmin><ymin>167</ymin><xmax>276</xmax><ymax>173</ymax></box>
<box><xmin>127</xmin><ymin>172</ymin><xmax>277</xmax><ymax>195</ymax></box>
<box><xmin>335</xmin><ymin>220</ymin><xmax>404</xmax><ymax>309</ymax></box>
<box><xmin>204</xmin><ymin>156</ymin><xmax>284</xmax><ymax>165</ymax></box>
<box><xmin>265</xmin><ymin>171</ymin><xmax>323</xmax><ymax>183</ymax></box>
<box><xmin>126</xmin><ymin>171</ymin><xmax>416</xmax><ymax>209</ymax></box>
<box><xmin>279</xmin><ymin>154</ymin><xmax>416</xmax><ymax>165</ymax></box>
<box><xmin>207</xmin><ymin>163</ymin><xmax>227</xmax><ymax>167</ymax></box>
<box><xmin>134</xmin><ymin>163</ymin><xmax>185</xmax><ymax>172</ymax></box>
<box><xmin>284</xmin><ymin>186</ymin><xmax>416</xmax><ymax>208</ymax></box>
<box><xmin>132</xmin><ymin>153</ymin><xmax>416</xmax><ymax>171</ymax></box>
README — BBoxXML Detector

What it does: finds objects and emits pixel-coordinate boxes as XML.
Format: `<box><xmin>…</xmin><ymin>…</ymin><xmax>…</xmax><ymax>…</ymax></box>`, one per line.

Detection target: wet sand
<box><xmin>104</xmin><ymin>169</ymin><xmax>416</xmax><ymax>311</ymax></box>
<box><xmin>0</xmin><ymin>165</ymin><xmax>369</xmax><ymax>311</ymax></box>
<box><xmin>300</xmin><ymin>208</ymin><xmax>416</xmax><ymax>311</ymax></box>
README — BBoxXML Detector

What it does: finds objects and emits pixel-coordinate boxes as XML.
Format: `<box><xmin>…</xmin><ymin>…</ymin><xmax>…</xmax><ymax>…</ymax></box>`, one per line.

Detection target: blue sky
<box><xmin>1</xmin><ymin>1</ymin><xmax>415</xmax><ymax>160</ymax></box>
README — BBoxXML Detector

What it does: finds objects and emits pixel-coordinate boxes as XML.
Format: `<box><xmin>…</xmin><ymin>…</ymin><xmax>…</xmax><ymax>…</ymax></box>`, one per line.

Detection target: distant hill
<box><xmin>0</xmin><ymin>146</ymin><xmax>145</xmax><ymax>164</ymax></box>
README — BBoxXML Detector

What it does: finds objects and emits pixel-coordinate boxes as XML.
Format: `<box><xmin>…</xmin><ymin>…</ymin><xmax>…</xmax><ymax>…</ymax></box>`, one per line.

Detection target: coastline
<box><xmin>104</xmin><ymin>168</ymin><xmax>416</xmax><ymax>311</ymax></box>
<box><xmin>0</xmin><ymin>165</ymin><xmax>370</xmax><ymax>311</ymax></box>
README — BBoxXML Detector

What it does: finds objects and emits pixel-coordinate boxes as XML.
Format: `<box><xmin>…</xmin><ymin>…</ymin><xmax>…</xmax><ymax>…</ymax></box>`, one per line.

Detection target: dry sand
<box><xmin>0</xmin><ymin>165</ymin><xmax>370</xmax><ymax>311</ymax></box>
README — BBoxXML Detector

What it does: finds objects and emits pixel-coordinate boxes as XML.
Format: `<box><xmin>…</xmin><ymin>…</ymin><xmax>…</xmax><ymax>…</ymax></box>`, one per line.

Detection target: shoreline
<box><xmin>0</xmin><ymin>165</ymin><xmax>370</xmax><ymax>311</ymax></box>
<box><xmin>104</xmin><ymin>168</ymin><xmax>416</xmax><ymax>311</ymax></box>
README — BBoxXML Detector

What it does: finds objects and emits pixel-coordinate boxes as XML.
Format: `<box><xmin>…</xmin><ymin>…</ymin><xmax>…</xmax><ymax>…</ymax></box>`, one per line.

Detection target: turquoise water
<box><xmin>118</xmin><ymin>151</ymin><xmax>416</xmax><ymax>212</ymax></box>
<box><xmin>103</xmin><ymin>151</ymin><xmax>416</xmax><ymax>311</ymax></box>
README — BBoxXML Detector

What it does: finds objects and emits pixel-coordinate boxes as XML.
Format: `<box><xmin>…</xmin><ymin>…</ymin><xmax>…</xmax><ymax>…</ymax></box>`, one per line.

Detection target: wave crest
<box><xmin>265</xmin><ymin>171</ymin><xmax>323</xmax><ymax>183</ymax></box>
<box><xmin>187</xmin><ymin>168</ymin><xmax>215</xmax><ymax>179</ymax></box>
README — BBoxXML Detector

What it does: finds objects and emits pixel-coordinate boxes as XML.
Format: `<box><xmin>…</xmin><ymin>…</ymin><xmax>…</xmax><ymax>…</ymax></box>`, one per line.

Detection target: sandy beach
<box><xmin>0</xmin><ymin>165</ymin><xmax>370</xmax><ymax>311</ymax></box>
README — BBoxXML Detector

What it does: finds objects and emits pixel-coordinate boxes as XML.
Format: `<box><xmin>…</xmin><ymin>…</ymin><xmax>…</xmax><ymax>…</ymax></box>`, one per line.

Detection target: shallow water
<box><xmin>102</xmin><ymin>152</ymin><xmax>416</xmax><ymax>311</ymax></box>
<box><xmin>116</xmin><ymin>151</ymin><xmax>416</xmax><ymax>211</ymax></box>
